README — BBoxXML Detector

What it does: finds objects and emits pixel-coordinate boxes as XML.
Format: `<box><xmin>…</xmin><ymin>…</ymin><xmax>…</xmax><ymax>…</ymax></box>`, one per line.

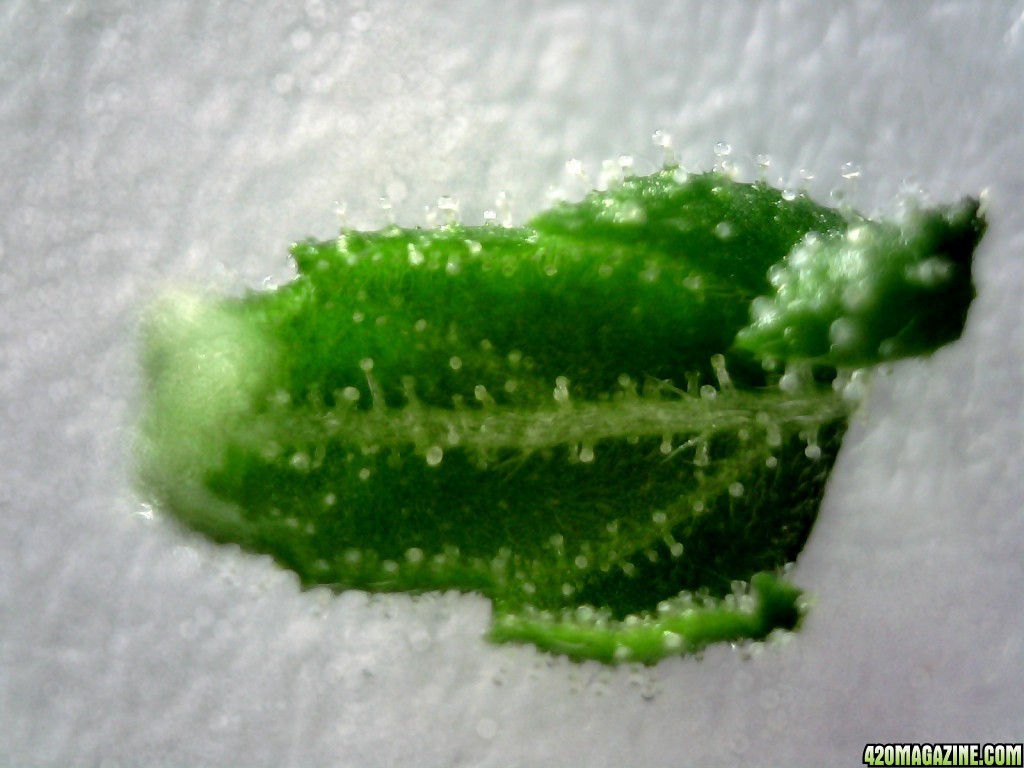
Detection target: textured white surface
<box><xmin>2</xmin><ymin>1</ymin><xmax>1023</xmax><ymax>765</ymax></box>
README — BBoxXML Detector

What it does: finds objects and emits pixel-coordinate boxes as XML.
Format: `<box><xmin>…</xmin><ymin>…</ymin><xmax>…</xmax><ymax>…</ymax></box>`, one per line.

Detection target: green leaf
<box><xmin>137</xmin><ymin>168</ymin><xmax>983</xmax><ymax>663</ymax></box>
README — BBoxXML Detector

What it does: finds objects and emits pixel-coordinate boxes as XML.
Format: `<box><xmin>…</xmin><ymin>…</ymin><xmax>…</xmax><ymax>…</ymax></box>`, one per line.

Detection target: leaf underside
<box><xmin>138</xmin><ymin>169</ymin><xmax>981</xmax><ymax>663</ymax></box>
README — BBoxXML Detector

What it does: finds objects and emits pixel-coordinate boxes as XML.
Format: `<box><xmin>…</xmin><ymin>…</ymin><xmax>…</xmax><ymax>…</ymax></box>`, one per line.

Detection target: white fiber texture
<box><xmin>2</xmin><ymin>2</ymin><xmax>1022</xmax><ymax>765</ymax></box>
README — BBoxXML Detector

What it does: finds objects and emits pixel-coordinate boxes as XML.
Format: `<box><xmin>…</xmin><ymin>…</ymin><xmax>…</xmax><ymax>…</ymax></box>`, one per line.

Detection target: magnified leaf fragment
<box><xmin>137</xmin><ymin>168</ymin><xmax>984</xmax><ymax>663</ymax></box>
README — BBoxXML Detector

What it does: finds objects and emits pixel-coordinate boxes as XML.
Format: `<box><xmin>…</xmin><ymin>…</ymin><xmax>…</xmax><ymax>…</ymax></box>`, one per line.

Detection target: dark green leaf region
<box><xmin>137</xmin><ymin>168</ymin><xmax>984</xmax><ymax>664</ymax></box>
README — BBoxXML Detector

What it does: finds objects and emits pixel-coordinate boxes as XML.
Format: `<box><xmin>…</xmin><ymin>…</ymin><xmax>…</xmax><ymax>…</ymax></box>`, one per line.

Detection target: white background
<box><xmin>2</xmin><ymin>1</ymin><xmax>1022</xmax><ymax>765</ymax></box>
